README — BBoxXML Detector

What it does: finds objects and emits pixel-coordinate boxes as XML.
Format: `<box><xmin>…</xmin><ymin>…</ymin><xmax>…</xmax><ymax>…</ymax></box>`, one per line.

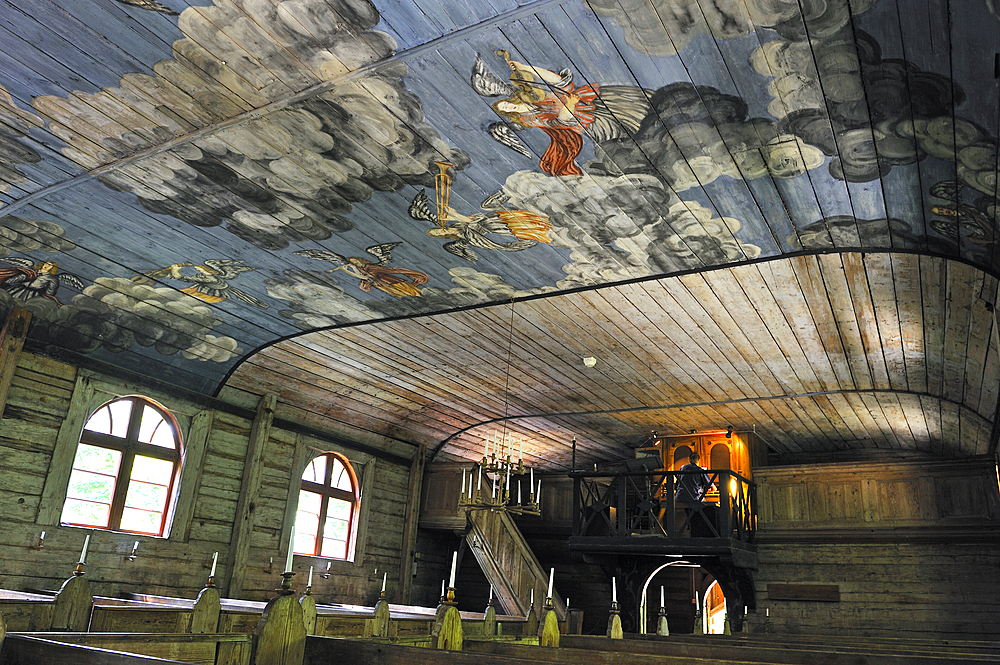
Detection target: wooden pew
<box><xmin>0</xmin><ymin>634</ymin><xmax>192</xmax><ymax>664</ymax></box>
<box><xmin>307</xmin><ymin>634</ymin><xmax>1000</xmax><ymax>665</ymax></box>
<box><xmin>0</xmin><ymin>573</ymin><xmax>91</xmax><ymax>631</ymax></box>
<box><xmin>2</xmin><ymin>632</ymin><xmax>250</xmax><ymax>665</ymax></box>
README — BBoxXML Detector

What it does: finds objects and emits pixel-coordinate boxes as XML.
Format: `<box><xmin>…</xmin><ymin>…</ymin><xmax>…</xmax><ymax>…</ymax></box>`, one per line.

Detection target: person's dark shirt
<box><xmin>674</xmin><ymin>463</ymin><xmax>712</xmax><ymax>505</ymax></box>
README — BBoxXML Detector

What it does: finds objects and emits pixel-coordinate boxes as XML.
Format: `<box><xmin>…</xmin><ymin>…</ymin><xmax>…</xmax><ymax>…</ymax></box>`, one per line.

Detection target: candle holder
<box><xmin>656</xmin><ymin>606</ymin><xmax>669</xmax><ymax>636</ymax></box>
<box><xmin>205</xmin><ymin>575</ymin><xmax>216</xmax><ymax>589</ymax></box>
<box><xmin>440</xmin><ymin>586</ymin><xmax>457</xmax><ymax>606</ymax></box>
<box><xmin>277</xmin><ymin>571</ymin><xmax>295</xmax><ymax>596</ymax></box>
<box><xmin>321</xmin><ymin>562</ymin><xmax>331</xmax><ymax>579</ymax></box>
<box><xmin>29</xmin><ymin>533</ymin><xmax>44</xmax><ymax>551</ymax></box>
<box><xmin>72</xmin><ymin>562</ymin><xmax>86</xmax><ymax>577</ymax></box>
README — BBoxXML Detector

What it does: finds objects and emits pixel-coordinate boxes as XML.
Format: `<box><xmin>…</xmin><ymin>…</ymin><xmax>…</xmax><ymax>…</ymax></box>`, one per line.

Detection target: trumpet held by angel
<box><xmin>472</xmin><ymin>50</ymin><xmax>651</xmax><ymax>177</ymax></box>
<box><xmin>407</xmin><ymin>187</ymin><xmax>552</xmax><ymax>262</ymax></box>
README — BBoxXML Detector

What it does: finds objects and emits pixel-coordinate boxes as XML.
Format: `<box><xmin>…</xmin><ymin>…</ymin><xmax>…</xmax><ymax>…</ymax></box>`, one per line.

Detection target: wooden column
<box><xmin>399</xmin><ymin>444</ymin><xmax>426</xmax><ymax>604</ymax></box>
<box><xmin>172</xmin><ymin>409</ymin><xmax>215</xmax><ymax>542</ymax></box>
<box><xmin>0</xmin><ymin>306</ymin><xmax>30</xmax><ymax>421</ymax></box>
<box><xmin>225</xmin><ymin>393</ymin><xmax>277</xmax><ymax>597</ymax></box>
<box><xmin>37</xmin><ymin>373</ymin><xmax>96</xmax><ymax>525</ymax></box>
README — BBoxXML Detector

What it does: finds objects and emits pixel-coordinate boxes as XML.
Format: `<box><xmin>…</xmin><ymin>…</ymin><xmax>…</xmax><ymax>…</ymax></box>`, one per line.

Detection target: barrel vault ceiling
<box><xmin>1</xmin><ymin>0</ymin><xmax>999</xmax><ymax>467</ymax></box>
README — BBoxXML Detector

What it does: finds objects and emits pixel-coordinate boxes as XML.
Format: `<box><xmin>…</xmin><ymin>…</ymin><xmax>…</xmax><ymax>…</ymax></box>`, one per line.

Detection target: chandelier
<box><xmin>459</xmin><ymin>431</ymin><xmax>541</xmax><ymax>517</ymax></box>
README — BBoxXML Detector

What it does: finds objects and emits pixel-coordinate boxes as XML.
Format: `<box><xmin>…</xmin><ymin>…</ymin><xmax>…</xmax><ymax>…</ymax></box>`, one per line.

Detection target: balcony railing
<box><xmin>570</xmin><ymin>469</ymin><xmax>757</xmax><ymax>545</ymax></box>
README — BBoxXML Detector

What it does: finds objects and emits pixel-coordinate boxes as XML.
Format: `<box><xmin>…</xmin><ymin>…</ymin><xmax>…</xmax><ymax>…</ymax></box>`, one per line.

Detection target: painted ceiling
<box><xmin>1</xmin><ymin>0</ymin><xmax>999</xmax><ymax>465</ymax></box>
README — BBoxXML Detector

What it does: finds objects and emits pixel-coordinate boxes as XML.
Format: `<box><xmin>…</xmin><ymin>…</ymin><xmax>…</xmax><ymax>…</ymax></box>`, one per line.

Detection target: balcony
<box><xmin>568</xmin><ymin>469</ymin><xmax>758</xmax><ymax>568</ymax></box>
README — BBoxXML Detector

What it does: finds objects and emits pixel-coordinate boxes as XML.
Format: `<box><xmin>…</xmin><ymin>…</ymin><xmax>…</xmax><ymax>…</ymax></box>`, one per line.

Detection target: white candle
<box><xmin>695</xmin><ymin>593</ymin><xmax>700</xmax><ymax>610</ymax></box>
<box><xmin>530</xmin><ymin>588</ymin><xmax>534</xmax><ymax>607</ymax></box>
<box><xmin>566</xmin><ymin>597</ymin><xmax>569</xmax><ymax>609</ymax></box>
<box><xmin>133</xmin><ymin>540</ymin><xmax>140</xmax><ymax>552</ymax></box>
<box><xmin>441</xmin><ymin>580</ymin><xmax>446</xmax><ymax>597</ymax></box>
<box><xmin>518</xmin><ymin>436</ymin><xmax>522</xmax><ymax>462</ymax></box>
<box><xmin>506</xmin><ymin>466</ymin><xmax>510</xmax><ymax>497</ymax></box>
<box><xmin>660</xmin><ymin>586</ymin><xmax>665</xmax><ymax>608</ymax></box>
<box><xmin>79</xmin><ymin>534</ymin><xmax>90</xmax><ymax>564</ymax></box>
<box><xmin>547</xmin><ymin>567</ymin><xmax>554</xmax><ymax>598</ymax></box>
<box><xmin>537</xmin><ymin>479</ymin><xmax>541</xmax><ymax>505</ymax></box>
<box><xmin>517</xmin><ymin>480</ymin><xmax>522</xmax><ymax>504</ymax></box>
<box><xmin>530</xmin><ymin>467</ymin><xmax>534</xmax><ymax>491</ymax></box>
<box><xmin>40</xmin><ymin>530</ymin><xmax>45</xmax><ymax>540</ymax></box>
<box><xmin>766</xmin><ymin>608</ymin><xmax>769</xmax><ymax>617</ymax></box>
<box><xmin>492</xmin><ymin>430</ymin><xmax>498</xmax><ymax>455</ymax></box>
<box><xmin>489</xmin><ymin>584</ymin><xmax>493</xmax><ymax>601</ymax></box>
<box><xmin>461</xmin><ymin>470</ymin><xmax>466</xmax><ymax>496</ymax></box>
<box><xmin>492</xmin><ymin>477</ymin><xmax>497</xmax><ymax>499</ymax></box>
<box><xmin>477</xmin><ymin>467</ymin><xmax>482</xmax><ymax>491</ymax></box>
<box><xmin>284</xmin><ymin>543</ymin><xmax>294</xmax><ymax>574</ymax></box>
<box><xmin>448</xmin><ymin>551</ymin><xmax>457</xmax><ymax>588</ymax></box>
<box><xmin>612</xmin><ymin>577</ymin><xmax>617</xmax><ymax>603</ymax></box>
<box><xmin>307</xmin><ymin>566</ymin><xmax>313</xmax><ymax>587</ymax></box>
<box><xmin>382</xmin><ymin>572</ymin><xmax>387</xmax><ymax>592</ymax></box>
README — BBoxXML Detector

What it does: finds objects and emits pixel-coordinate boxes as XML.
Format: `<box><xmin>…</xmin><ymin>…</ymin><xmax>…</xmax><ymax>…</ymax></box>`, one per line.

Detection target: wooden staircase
<box><xmin>465</xmin><ymin>510</ymin><xmax>565</xmax><ymax>619</ymax></box>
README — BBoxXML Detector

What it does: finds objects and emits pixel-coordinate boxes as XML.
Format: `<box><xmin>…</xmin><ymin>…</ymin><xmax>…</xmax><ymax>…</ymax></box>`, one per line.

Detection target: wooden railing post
<box><xmin>616</xmin><ymin>476</ymin><xmax>627</xmax><ymax>538</ymax></box>
<box><xmin>572</xmin><ymin>476</ymin><xmax>580</xmax><ymax>537</ymax></box>
<box><xmin>665</xmin><ymin>472</ymin><xmax>675</xmax><ymax>537</ymax></box>
<box><xmin>719</xmin><ymin>471</ymin><xmax>731</xmax><ymax>538</ymax></box>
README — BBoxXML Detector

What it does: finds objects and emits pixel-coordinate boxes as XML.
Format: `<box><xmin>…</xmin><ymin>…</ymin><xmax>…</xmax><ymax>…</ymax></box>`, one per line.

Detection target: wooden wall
<box><xmin>0</xmin><ymin>352</ymin><xmax>411</xmax><ymax>603</ymax></box>
<box><xmin>753</xmin><ymin>459</ymin><xmax>1000</xmax><ymax>639</ymax></box>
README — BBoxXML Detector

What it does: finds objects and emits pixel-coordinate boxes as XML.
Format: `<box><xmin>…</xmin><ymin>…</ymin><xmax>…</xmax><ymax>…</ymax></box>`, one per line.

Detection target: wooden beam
<box><xmin>399</xmin><ymin>444</ymin><xmax>426</xmax><ymax>604</ymax></box>
<box><xmin>225</xmin><ymin>393</ymin><xmax>277</xmax><ymax>598</ymax></box>
<box><xmin>37</xmin><ymin>372</ymin><xmax>97</xmax><ymax>526</ymax></box>
<box><xmin>171</xmin><ymin>409</ymin><xmax>215</xmax><ymax>543</ymax></box>
<box><xmin>0</xmin><ymin>306</ymin><xmax>30</xmax><ymax>420</ymax></box>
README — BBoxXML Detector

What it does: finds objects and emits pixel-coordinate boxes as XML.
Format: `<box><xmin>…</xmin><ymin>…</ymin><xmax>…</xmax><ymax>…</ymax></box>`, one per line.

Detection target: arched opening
<box><xmin>637</xmin><ymin>561</ymin><xmax>715</xmax><ymax>635</ymax></box>
<box><xmin>704</xmin><ymin>580</ymin><xmax>727</xmax><ymax>633</ymax></box>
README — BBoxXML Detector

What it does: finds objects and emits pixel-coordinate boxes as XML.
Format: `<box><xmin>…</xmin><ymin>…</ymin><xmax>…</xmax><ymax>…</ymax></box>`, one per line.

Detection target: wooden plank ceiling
<box><xmin>0</xmin><ymin>0</ymin><xmax>998</xmax><ymax>466</ymax></box>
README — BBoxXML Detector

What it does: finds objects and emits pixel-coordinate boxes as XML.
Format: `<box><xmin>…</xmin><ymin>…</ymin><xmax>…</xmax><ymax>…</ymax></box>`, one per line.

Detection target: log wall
<box><xmin>754</xmin><ymin>459</ymin><xmax>1000</xmax><ymax>639</ymax></box>
<box><xmin>0</xmin><ymin>352</ymin><xmax>410</xmax><ymax>604</ymax></box>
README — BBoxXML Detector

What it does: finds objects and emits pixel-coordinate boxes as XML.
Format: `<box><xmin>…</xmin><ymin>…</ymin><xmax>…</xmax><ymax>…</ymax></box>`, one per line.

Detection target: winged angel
<box><xmin>133</xmin><ymin>259</ymin><xmax>269</xmax><ymax>309</ymax></box>
<box><xmin>294</xmin><ymin>243</ymin><xmax>429</xmax><ymax>298</ymax></box>
<box><xmin>407</xmin><ymin>189</ymin><xmax>551</xmax><ymax>262</ymax></box>
<box><xmin>473</xmin><ymin>50</ymin><xmax>651</xmax><ymax>176</ymax></box>
<box><xmin>0</xmin><ymin>258</ymin><xmax>84</xmax><ymax>306</ymax></box>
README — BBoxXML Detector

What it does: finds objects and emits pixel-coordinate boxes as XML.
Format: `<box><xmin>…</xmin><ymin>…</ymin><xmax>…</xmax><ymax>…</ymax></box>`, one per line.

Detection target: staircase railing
<box><xmin>465</xmin><ymin>509</ymin><xmax>565</xmax><ymax>617</ymax></box>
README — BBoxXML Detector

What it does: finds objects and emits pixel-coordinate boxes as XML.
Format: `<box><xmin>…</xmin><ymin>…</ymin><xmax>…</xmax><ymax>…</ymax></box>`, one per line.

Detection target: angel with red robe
<box><xmin>472</xmin><ymin>50</ymin><xmax>651</xmax><ymax>176</ymax></box>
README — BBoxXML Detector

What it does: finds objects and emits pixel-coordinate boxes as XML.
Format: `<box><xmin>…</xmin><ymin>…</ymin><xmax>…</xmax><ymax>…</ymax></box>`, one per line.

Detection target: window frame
<box><xmin>60</xmin><ymin>396</ymin><xmax>182</xmax><ymax>537</ymax></box>
<box><xmin>294</xmin><ymin>452</ymin><xmax>360</xmax><ymax>560</ymax></box>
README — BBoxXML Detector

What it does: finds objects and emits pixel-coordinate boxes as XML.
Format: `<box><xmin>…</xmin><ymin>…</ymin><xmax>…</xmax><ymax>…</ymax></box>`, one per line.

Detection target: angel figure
<box><xmin>294</xmin><ymin>243</ymin><xmax>429</xmax><ymax>298</ymax></box>
<box><xmin>114</xmin><ymin>0</ymin><xmax>179</xmax><ymax>15</ymax></box>
<box><xmin>133</xmin><ymin>259</ymin><xmax>269</xmax><ymax>309</ymax></box>
<box><xmin>472</xmin><ymin>50</ymin><xmax>651</xmax><ymax>176</ymax></box>
<box><xmin>0</xmin><ymin>258</ymin><xmax>84</xmax><ymax>306</ymax></box>
<box><xmin>928</xmin><ymin>180</ymin><xmax>997</xmax><ymax>247</ymax></box>
<box><xmin>407</xmin><ymin>188</ymin><xmax>551</xmax><ymax>262</ymax></box>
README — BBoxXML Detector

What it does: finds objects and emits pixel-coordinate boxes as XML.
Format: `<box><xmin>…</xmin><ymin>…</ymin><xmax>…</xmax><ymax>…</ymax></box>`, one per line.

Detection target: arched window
<box><xmin>293</xmin><ymin>452</ymin><xmax>359</xmax><ymax>560</ymax></box>
<box><xmin>60</xmin><ymin>396</ymin><xmax>181</xmax><ymax>536</ymax></box>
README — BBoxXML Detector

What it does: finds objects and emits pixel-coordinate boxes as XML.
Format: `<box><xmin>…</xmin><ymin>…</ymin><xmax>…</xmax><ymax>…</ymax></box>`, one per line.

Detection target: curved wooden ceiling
<box><xmin>221</xmin><ymin>252</ymin><xmax>998</xmax><ymax>467</ymax></box>
<box><xmin>0</xmin><ymin>1</ymin><xmax>998</xmax><ymax>465</ymax></box>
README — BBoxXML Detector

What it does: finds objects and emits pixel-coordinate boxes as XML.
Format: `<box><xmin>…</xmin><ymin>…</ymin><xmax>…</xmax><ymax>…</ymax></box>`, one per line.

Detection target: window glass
<box><xmin>107</xmin><ymin>400</ymin><xmax>133</xmax><ymax>438</ymax></box>
<box><xmin>303</xmin><ymin>456</ymin><xmax>326</xmax><ymax>484</ymax></box>
<box><xmin>138</xmin><ymin>405</ymin><xmax>175</xmax><ymax>448</ymax></box>
<box><xmin>331</xmin><ymin>458</ymin><xmax>352</xmax><ymax>491</ymax></box>
<box><xmin>61</xmin><ymin>397</ymin><xmax>180</xmax><ymax>537</ymax></box>
<box><xmin>293</xmin><ymin>453</ymin><xmax>358</xmax><ymax>559</ymax></box>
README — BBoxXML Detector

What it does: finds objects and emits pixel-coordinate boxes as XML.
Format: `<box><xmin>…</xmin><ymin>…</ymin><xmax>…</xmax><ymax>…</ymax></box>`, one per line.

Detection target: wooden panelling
<box><xmin>758</xmin><ymin>458</ymin><xmax>999</xmax><ymax>530</ymax></box>
<box><xmin>0</xmin><ymin>352</ymin><xmax>410</xmax><ymax>604</ymax></box>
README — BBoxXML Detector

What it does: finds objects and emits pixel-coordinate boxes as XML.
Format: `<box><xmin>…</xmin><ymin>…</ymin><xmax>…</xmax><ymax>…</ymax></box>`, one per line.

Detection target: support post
<box><xmin>399</xmin><ymin>444</ymin><xmax>425</xmax><ymax>604</ymax></box>
<box><xmin>226</xmin><ymin>393</ymin><xmax>277</xmax><ymax>597</ymax></box>
<box><xmin>0</xmin><ymin>306</ymin><xmax>30</xmax><ymax>421</ymax></box>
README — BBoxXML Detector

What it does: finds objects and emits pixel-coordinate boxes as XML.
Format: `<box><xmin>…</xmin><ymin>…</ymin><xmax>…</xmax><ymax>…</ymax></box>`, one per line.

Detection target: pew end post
<box><xmin>250</xmin><ymin>571</ymin><xmax>306</xmax><ymax>665</ymax></box>
<box><xmin>539</xmin><ymin>596</ymin><xmax>559</xmax><ymax>647</ymax></box>
<box><xmin>432</xmin><ymin>586</ymin><xmax>462</xmax><ymax>650</ymax></box>
<box><xmin>51</xmin><ymin>565</ymin><xmax>92</xmax><ymax>631</ymax></box>
<box><xmin>607</xmin><ymin>601</ymin><xmax>622</xmax><ymax>639</ymax></box>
